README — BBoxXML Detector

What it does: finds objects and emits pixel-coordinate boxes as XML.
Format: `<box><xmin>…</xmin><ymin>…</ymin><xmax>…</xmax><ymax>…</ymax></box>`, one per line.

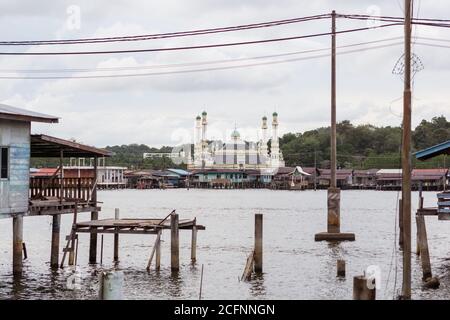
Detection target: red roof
<box><xmin>30</xmin><ymin>168</ymin><xmax>58</xmax><ymax>177</ymax></box>
<box><xmin>318</xmin><ymin>169</ymin><xmax>353</xmax><ymax>180</ymax></box>
<box><xmin>412</xmin><ymin>168</ymin><xmax>448</xmax><ymax>181</ymax></box>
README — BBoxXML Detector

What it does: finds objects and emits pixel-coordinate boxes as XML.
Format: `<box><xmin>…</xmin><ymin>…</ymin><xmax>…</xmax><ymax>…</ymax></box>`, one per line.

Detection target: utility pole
<box><xmin>330</xmin><ymin>10</ymin><xmax>337</xmax><ymax>191</ymax></box>
<box><xmin>314</xmin><ymin>150</ymin><xmax>317</xmax><ymax>191</ymax></box>
<box><xmin>401</xmin><ymin>0</ymin><xmax>412</xmax><ymax>300</ymax></box>
<box><xmin>314</xmin><ymin>10</ymin><xmax>354</xmax><ymax>242</ymax></box>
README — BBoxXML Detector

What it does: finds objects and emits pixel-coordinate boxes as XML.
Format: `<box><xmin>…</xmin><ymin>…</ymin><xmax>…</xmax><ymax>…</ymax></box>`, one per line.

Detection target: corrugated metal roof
<box><xmin>377</xmin><ymin>169</ymin><xmax>402</xmax><ymax>175</ymax></box>
<box><xmin>167</xmin><ymin>168</ymin><xmax>191</xmax><ymax>176</ymax></box>
<box><xmin>0</xmin><ymin>104</ymin><xmax>58</xmax><ymax>123</ymax></box>
<box><xmin>31</xmin><ymin>134</ymin><xmax>112</xmax><ymax>158</ymax></box>
<box><xmin>415</xmin><ymin>140</ymin><xmax>450</xmax><ymax>160</ymax></box>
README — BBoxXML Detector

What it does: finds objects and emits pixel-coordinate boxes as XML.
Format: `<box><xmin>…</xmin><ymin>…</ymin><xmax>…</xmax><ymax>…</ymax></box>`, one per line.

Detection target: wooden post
<box><xmin>156</xmin><ymin>230</ymin><xmax>161</xmax><ymax>271</ymax></box>
<box><xmin>114</xmin><ymin>208</ymin><xmax>119</xmax><ymax>262</ymax></box>
<box><xmin>353</xmin><ymin>275</ymin><xmax>376</xmax><ymax>300</ymax></box>
<box><xmin>330</xmin><ymin>10</ymin><xmax>337</xmax><ymax>191</ymax></box>
<box><xmin>100</xmin><ymin>235</ymin><xmax>104</xmax><ymax>265</ymax></box>
<box><xmin>171</xmin><ymin>212</ymin><xmax>179</xmax><ymax>272</ymax></box>
<box><xmin>68</xmin><ymin>205</ymin><xmax>78</xmax><ymax>266</ymax></box>
<box><xmin>327</xmin><ymin>9</ymin><xmax>343</xmax><ymax>235</ymax></box>
<box><xmin>74</xmin><ymin>237</ymin><xmax>79</xmax><ymax>265</ymax></box>
<box><xmin>401</xmin><ymin>0</ymin><xmax>412</xmax><ymax>300</ymax></box>
<box><xmin>59</xmin><ymin>149</ymin><xmax>64</xmax><ymax>204</ymax></box>
<box><xmin>417</xmin><ymin>184</ymin><xmax>424</xmax><ymax>255</ymax></box>
<box><xmin>13</xmin><ymin>215</ymin><xmax>23</xmax><ymax>276</ymax></box>
<box><xmin>254</xmin><ymin>214</ymin><xmax>263</xmax><ymax>273</ymax></box>
<box><xmin>50</xmin><ymin>214</ymin><xmax>61</xmax><ymax>268</ymax></box>
<box><xmin>22</xmin><ymin>242</ymin><xmax>28</xmax><ymax>260</ymax></box>
<box><xmin>416</xmin><ymin>215</ymin><xmax>432</xmax><ymax>280</ymax></box>
<box><xmin>337</xmin><ymin>260</ymin><xmax>346</xmax><ymax>277</ymax></box>
<box><xmin>89</xmin><ymin>157</ymin><xmax>98</xmax><ymax>264</ymax></box>
<box><xmin>399</xmin><ymin>199</ymin><xmax>403</xmax><ymax>248</ymax></box>
<box><xmin>191</xmin><ymin>218</ymin><xmax>197</xmax><ymax>263</ymax></box>
<box><xmin>68</xmin><ymin>236</ymin><xmax>75</xmax><ymax>266</ymax></box>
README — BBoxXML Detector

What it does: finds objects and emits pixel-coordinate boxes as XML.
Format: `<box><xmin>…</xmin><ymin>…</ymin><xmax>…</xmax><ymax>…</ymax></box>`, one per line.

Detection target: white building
<box><xmin>66</xmin><ymin>157</ymin><xmax>127</xmax><ymax>189</ymax></box>
<box><xmin>187</xmin><ymin>111</ymin><xmax>285</xmax><ymax>170</ymax></box>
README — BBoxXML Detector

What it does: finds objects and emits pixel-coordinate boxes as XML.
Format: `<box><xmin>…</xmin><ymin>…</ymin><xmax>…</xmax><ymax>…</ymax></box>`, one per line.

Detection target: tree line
<box><xmin>280</xmin><ymin>115</ymin><xmax>449</xmax><ymax>169</ymax></box>
<box><xmin>31</xmin><ymin>116</ymin><xmax>449</xmax><ymax>170</ymax></box>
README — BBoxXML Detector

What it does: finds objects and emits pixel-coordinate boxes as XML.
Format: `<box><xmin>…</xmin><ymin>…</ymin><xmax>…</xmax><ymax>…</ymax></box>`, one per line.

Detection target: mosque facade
<box><xmin>187</xmin><ymin>111</ymin><xmax>285</xmax><ymax>171</ymax></box>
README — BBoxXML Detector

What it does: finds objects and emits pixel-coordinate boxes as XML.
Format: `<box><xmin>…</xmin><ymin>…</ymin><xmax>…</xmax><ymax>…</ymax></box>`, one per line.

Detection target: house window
<box><xmin>1</xmin><ymin>147</ymin><xmax>8</xmax><ymax>179</ymax></box>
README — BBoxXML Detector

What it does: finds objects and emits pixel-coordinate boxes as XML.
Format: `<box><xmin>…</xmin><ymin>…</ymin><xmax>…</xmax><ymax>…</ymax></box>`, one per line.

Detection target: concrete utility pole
<box><xmin>401</xmin><ymin>0</ymin><xmax>412</xmax><ymax>300</ymax></box>
<box><xmin>315</xmin><ymin>10</ymin><xmax>355</xmax><ymax>242</ymax></box>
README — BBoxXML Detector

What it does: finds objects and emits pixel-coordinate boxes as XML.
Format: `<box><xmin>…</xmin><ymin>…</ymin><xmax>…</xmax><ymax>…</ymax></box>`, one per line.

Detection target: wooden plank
<box><xmin>146</xmin><ymin>232</ymin><xmax>161</xmax><ymax>270</ymax></box>
<box><xmin>416</xmin><ymin>215</ymin><xmax>432</xmax><ymax>280</ymax></box>
<box><xmin>241</xmin><ymin>251</ymin><xmax>254</xmax><ymax>282</ymax></box>
<box><xmin>76</xmin><ymin>229</ymin><xmax>159</xmax><ymax>235</ymax></box>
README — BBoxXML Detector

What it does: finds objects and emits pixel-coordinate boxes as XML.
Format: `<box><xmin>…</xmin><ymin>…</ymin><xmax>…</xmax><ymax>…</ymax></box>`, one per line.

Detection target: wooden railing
<box><xmin>29</xmin><ymin>177</ymin><xmax>95</xmax><ymax>202</ymax></box>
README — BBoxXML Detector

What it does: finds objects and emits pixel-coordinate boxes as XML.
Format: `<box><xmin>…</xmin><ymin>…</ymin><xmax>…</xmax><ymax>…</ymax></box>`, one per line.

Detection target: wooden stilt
<box><xmin>337</xmin><ymin>260</ymin><xmax>346</xmax><ymax>277</ymax></box>
<box><xmin>74</xmin><ymin>237</ymin><xmax>79</xmax><ymax>266</ymax></box>
<box><xmin>399</xmin><ymin>198</ymin><xmax>403</xmax><ymax>249</ymax></box>
<box><xmin>156</xmin><ymin>230</ymin><xmax>161</xmax><ymax>271</ymax></box>
<box><xmin>191</xmin><ymin>218</ymin><xmax>197</xmax><ymax>263</ymax></box>
<box><xmin>89</xmin><ymin>157</ymin><xmax>98</xmax><ymax>264</ymax></box>
<box><xmin>146</xmin><ymin>231</ymin><xmax>161</xmax><ymax>270</ymax></box>
<box><xmin>114</xmin><ymin>208</ymin><xmax>119</xmax><ymax>263</ymax></box>
<box><xmin>417</xmin><ymin>190</ymin><xmax>424</xmax><ymax>255</ymax></box>
<box><xmin>254</xmin><ymin>214</ymin><xmax>263</xmax><ymax>273</ymax></box>
<box><xmin>50</xmin><ymin>214</ymin><xmax>61</xmax><ymax>268</ymax></box>
<box><xmin>416</xmin><ymin>215</ymin><xmax>432</xmax><ymax>280</ymax></box>
<box><xmin>171</xmin><ymin>212</ymin><xmax>179</xmax><ymax>272</ymax></box>
<box><xmin>68</xmin><ymin>235</ymin><xmax>76</xmax><ymax>266</ymax></box>
<box><xmin>100</xmin><ymin>235</ymin><xmax>104</xmax><ymax>265</ymax></box>
<box><xmin>13</xmin><ymin>215</ymin><xmax>23</xmax><ymax>276</ymax></box>
<box><xmin>89</xmin><ymin>211</ymin><xmax>98</xmax><ymax>264</ymax></box>
<box><xmin>22</xmin><ymin>242</ymin><xmax>28</xmax><ymax>260</ymax></box>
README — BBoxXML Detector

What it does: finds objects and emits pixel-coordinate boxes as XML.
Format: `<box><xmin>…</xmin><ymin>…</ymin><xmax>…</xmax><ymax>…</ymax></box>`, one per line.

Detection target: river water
<box><xmin>0</xmin><ymin>189</ymin><xmax>449</xmax><ymax>300</ymax></box>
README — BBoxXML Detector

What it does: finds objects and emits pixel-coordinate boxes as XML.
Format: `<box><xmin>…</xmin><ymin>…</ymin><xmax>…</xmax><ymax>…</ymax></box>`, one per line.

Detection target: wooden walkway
<box><xmin>75</xmin><ymin>218</ymin><xmax>205</xmax><ymax>234</ymax></box>
<box><xmin>60</xmin><ymin>212</ymin><xmax>205</xmax><ymax>271</ymax></box>
<box><xmin>29</xmin><ymin>199</ymin><xmax>98</xmax><ymax>216</ymax></box>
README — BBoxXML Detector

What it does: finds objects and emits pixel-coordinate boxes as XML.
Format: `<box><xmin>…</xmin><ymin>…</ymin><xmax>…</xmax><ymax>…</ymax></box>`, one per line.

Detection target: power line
<box><xmin>2</xmin><ymin>13</ymin><xmax>450</xmax><ymax>47</ymax></box>
<box><xmin>0</xmin><ymin>42</ymin><xmax>402</xmax><ymax>80</ymax></box>
<box><xmin>0</xmin><ymin>37</ymin><xmax>402</xmax><ymax>74</ymax></box>
<box><xmin>0</xmin><ymin>23</ymin><xmax>401</xmax><ymax>56</ymax></box>
<box><xmin>0</xmin><ymin>14</ymin><xmax>331</xmax><ymax>46</ymax></box>
<box><xmin>415</xmin><ymin>42</ymin><xmax>450</xmax><ymax>49</ymax></box>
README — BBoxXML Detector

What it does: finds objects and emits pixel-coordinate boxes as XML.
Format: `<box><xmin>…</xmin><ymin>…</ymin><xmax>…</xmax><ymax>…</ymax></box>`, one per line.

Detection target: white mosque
<box><xmin>187</xmin><ymin>111</ymin><xmax>285</xmax><ymax>170</ymax></box>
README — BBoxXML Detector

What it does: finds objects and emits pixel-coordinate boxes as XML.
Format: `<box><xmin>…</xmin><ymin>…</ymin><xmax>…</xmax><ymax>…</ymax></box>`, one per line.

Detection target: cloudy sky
<box><xmin>0</xmin><ymin>0</ymin><xmax>449</xmax><ymax>147</ymax></box>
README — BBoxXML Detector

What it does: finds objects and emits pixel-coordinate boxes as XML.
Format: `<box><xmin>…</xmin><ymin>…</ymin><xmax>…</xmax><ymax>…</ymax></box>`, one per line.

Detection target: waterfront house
<box><xmin>375</xmin><ymin>169</ymin><xmax>402</xmax><ymax>190</ymax></box>
<box><xmin>352</xmin><ymin>169</ymin><xmax>379</xmax><ymax>189</ymax></box>
<box><xmin>191</xmin><ymin>168</ymin><xmax>260</xmax><ymax>188</ymax></box>
<box><xmin>1</xmin><ymin>104</ymin><xmax>112</xmax><ymax>274</ymax></box>
<box><xmin>0</xmin><ymin>105</ymin><xmax>58</xmax><ymax>219</ymax></box>
<box><xmin>317</xmin><ymin>169</ymin><xmax>353</xmax><ymax>189</ymax></box>
<box><xmin>271</xmin><ymin>166</ymin><xmax>311</xmax><ymax>190</ymax></box>
<box><xmin>412</xmin><ymin>169</ymin><xmax>448</xmax><ymax>191</ymax></box>
<box><xmin>166</xmin><ymin>168</ymin><xmax>191</xmax><ymax>187</ymax></box>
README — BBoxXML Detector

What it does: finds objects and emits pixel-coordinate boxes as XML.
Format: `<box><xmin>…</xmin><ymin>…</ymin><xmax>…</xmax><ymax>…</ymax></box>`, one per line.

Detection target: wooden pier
<box><xmin>60</xmin><ymin>212</ymin><xmax>205</xmax><ymax>271</ymax></box>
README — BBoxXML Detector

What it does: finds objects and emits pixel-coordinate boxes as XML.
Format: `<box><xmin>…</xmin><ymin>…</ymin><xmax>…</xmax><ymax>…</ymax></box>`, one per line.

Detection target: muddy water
<box><xmin>0</xmin><ymin>189</ymin><xmax>449</xmax><ymax>300</ymax></box>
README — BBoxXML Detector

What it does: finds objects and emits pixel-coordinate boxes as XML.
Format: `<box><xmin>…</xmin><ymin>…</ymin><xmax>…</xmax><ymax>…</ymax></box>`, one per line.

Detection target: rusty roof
<box><xmin>31</xmin><ymin>134</ymin><xmax>112</xmax><ymax>158</ymax></box>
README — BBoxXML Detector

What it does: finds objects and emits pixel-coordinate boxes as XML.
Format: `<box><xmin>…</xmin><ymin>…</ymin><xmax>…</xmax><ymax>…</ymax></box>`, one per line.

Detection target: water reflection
<box><xmin>249</xmin><ymin>273</ymin><xmax>266</xmax><ymax>298</ymax></box>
